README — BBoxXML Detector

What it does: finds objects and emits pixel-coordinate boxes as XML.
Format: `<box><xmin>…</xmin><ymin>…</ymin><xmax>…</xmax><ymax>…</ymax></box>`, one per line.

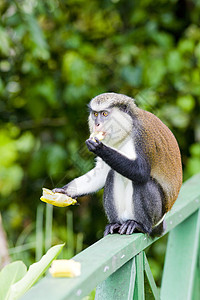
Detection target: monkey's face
<box><xmin>88</xmin><ymin>105</ymin><xmax>133</xmax><ymax>147</ymax></box>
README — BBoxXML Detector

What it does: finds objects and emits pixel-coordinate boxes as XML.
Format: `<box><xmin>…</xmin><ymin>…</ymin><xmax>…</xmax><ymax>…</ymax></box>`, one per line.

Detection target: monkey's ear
<box><xmin>120</xmin><ymin>104</ymin><xmax>128</xmax><ymax>113</ymax></box>
<box><xmin>87</xmin><ymin>103</ymin><xmax>92</xmax><ymax>112</ymax></box>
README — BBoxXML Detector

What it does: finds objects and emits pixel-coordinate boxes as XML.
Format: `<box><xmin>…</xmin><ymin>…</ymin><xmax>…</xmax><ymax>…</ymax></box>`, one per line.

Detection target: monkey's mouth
<box><xmin>90</xmin><ymin>131</ymin><xmax>106</xmax><ymax>141</ymax></box>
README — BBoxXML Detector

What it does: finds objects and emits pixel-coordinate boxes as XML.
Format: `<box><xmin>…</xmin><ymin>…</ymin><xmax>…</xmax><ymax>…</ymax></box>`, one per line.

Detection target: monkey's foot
<box><xmin>104</xmin><ymin>223</ymin><xmax>121</xmax><ymax>236</ymax></box>
<box><xmin>118</xmin><ymin>220</ymin><xmax>139</xmax><ymax>235</ymax></box>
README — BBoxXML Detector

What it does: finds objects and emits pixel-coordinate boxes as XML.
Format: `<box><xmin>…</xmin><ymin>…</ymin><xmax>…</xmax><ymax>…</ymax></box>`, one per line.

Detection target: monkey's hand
<box><xmin>85</xmin><ymin>138</ymin><xmax>103</xmax><ymax>154</ymax></box>
<box><xmin>52</xmin><ymin>183</ymin><xmax>78</xmax><ymax>199</ymax></box>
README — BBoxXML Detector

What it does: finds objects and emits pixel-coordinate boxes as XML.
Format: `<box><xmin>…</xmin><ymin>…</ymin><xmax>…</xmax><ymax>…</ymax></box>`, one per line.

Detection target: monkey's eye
<box><xmin>102</xmin><ymin>111</ymin><xmax>108</xmax><ymax>117</ymax></box>
<box><xmin>93</xmin><ymin>112</ymin><xmax>98</xmax><ymax>117</ymax></box>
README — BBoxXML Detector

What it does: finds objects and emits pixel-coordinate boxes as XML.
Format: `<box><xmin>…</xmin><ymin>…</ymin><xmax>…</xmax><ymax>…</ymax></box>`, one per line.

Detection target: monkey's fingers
<box><xmin>52</xmin><ymin>188</ymin><xmax>67</xmax><ymax>194</ymax></box>
<box><xmin>127</xmin><ymin>222</ymin><xmax>137</xmax><ymax>235</ymax></box>
<box><xmin>119</xmin><ymin>220</ymin><xmax>137</xmax><ymax>235</ymax></box>
<box><xmin>119</xmin><ymin>220</ymin><xmax>131</xmax><ymax>234</ymax></box>
<box><xmin>92</xmin><ymin>137</ymin><xmax>101</xmax><ymax>145</ymax></box>
<box><xmin>104</xmin><ymin>223</ymin><xmax>120</xmax><ymax>236</ymax></box>
<box><xmin>110</xmin><ymin>223</ymin><xmax>120</xmax><ymax>234</ymax></box>
<box><xmin>85</xmin><ymin>139</ymin><xmax>98</xmax><ymax>151</ymax></box>
<box><xmin>104</xmin><ymin>226</ymin><xmax>110</xmax><ymax>236</ymax></box>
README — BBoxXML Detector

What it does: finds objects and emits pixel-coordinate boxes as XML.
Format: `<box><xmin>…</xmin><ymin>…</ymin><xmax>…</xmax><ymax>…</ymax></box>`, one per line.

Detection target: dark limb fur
<box><xmin>86</xmin><ymin>139</ymin><xmax>150</xmax><ymax>184</ymax></box>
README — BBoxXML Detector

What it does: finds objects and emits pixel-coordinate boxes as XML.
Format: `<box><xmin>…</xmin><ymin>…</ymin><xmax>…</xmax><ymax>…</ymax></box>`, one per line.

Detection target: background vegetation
<box><xmin>0</xmin><ymin>0</ymin><xmax>200</xmax><ymax>285</ymax></box>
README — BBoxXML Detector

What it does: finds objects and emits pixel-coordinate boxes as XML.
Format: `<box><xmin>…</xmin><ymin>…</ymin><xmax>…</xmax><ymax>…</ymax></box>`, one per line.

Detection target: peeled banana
<box><xmin>40</xmin><ymin>188</ymin><xmax>77</xmax><ymax>207</ymax></box>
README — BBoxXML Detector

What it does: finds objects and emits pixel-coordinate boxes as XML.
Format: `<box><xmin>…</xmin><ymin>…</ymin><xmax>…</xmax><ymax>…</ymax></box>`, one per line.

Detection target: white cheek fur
<box><xmin>88</xmin><ymin>114</ymin><xmax>94</xmax><ymax>134</ymax></box>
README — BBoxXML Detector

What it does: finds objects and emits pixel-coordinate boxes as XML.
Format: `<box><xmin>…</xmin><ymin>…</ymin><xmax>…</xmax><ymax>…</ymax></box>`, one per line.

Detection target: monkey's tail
<box><xmin>150</xmin><ymin>219</ymin><xmax>166</xmax><ymax>237</ymax></box>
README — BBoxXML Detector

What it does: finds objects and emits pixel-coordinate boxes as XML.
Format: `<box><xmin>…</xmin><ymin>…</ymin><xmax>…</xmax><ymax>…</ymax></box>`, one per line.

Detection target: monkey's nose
<box><xmin>95</xmin><ymin>124</ymin><xmax>101</xmax><ymax>131</ymax></box>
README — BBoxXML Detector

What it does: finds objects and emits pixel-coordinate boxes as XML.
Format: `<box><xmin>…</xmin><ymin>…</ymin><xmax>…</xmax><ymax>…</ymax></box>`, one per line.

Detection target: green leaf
<box><xmin>167</xmin><ymin>50</ymin><xmax>183</xmax><ymax>72</ymax></box>
<box><xmin>0</xmin><ymin>129</ymin><xmax>18</xmax><ymax>167</ymax></box>
<box><xmin>46</xmin><ymin>145</ymin><xmax>67</xmax><ymax>176</ymax></box>
<box><xmin>62</xmin><ymin>51</ymin><xmax>97</xmax><ymax>86</ymax></box>
<box><xmin>144</xmin><ymin>58</ymin><xmax>166</xmax><ymax>86</ymax></box>
<box><xmin>136</xmin><ymin>89</ymin><xmax>158</xmax><ymax>110</ymax></box>
<box><xmin>190</xmin><ymin>143</ymin><xmax>200</xmax><ymax>158</ymax></box>
<box><xmin>151</xmin><ymin>32</ymin><xmax>174</xmax><ymax>49</ymax></box>
<box><xmin>0</xmin><ymin>261</ymin><xmax>27</xmax><ymax>300</ymax></box>
<box><xmin>16</xmin><ymin>132</ymin><xmax>35</xmax><ymax>153</ymax></box>
<box><xmin>24</xmin><ymin>13</ymin><xmax>50</xmax><ymax>60</ymax></box>
<box><xmin>0</xmin><ymin>27</ymin><xmax>11</xmax><ymax>55</ymax></box>
<box><xmin>178</xmin><ymin>39</ymin><xmax>194</xmax><ymax>54</ymax></box>
<box><xmin>177</xmin><ymin>95</ymin><xmax>195</xmax><ymax>112</ymax></box>
<box><xmin>8</xmin><ymin>244</ymin><xmax>65</xmax><ymax>300</ymax></box>
<box><xmin>162</xmin><ymin>105</ymin><xmax>190</xmax><ymax>128</ymax></box>
<box><xmin>121</xmin><ymin>65</ymin><xmax>142</xmax><ymax>87</ymax></box>
<box><xmin>0</xmin><ymin>165</ymin><xmax>24</xmax><ymax>196</ymax></box>
<box><xmin>187</xmin><ymin>157</ymin><xmax>200</xmax><ymax>177</ymax></box>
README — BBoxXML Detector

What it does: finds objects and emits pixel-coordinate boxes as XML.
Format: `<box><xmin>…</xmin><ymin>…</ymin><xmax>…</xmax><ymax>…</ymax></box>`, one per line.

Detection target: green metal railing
<box><xmin>22</xmin><ymin>173</ymin><xmax>200</xmax><ymax>300</ymax></box>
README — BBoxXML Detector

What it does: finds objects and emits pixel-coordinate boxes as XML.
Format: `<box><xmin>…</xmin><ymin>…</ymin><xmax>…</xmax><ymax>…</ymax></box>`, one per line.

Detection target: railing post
<box><xmin>95</xmin><ymin>250</ymin><xmax>160</xmax><ymax>300</ymax></box>
<box><xmin>192</xmin><ymin>242</ymin><xmax>200</xmax><ymax>300</ymax></box>
<box><xmin>161</xmin><ymin>209</ymin><xmax>200</xmax><ymax>300</ymax></box>
<box><xmin>133</xmin><ymin>252</ymin><xmax>145</xmax><ymax>300</ymax></box>
<box><xmin>144</xmin><ymin>253</ymin><xmax>160</xmax><ymax>300</ymax></box>
<box><xmin>95</xmin><ymin>256</ymin><xmax>136</xmax><ymax>300</ymax></box>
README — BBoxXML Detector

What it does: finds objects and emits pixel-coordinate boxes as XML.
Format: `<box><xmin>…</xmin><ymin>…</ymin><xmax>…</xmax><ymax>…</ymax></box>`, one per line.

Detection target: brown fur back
<box><xmin>137</xmin><ymin>109</ymin><xmax>182</xmax><ymax>211</ymax></box>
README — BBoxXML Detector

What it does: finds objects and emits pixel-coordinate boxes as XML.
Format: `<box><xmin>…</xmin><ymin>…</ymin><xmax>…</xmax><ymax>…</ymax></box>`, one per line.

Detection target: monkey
<box><xmin>53</xmin><ymin>93</ymin><xmax>182</xmax><ymax>236</ymax></box>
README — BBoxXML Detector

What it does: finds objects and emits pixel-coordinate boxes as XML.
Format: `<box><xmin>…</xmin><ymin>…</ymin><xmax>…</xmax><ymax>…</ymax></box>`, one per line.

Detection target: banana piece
<box><xmin>90</xmin><ymin>131</ymin><xmax>105</xmax><ymax>142</ymax></box>
<box><xmin>49</xmin><ymin>259</ymin><xmax>81</xmax><ymax>278</ymax></box>
<box><xmin>40</xmin><ymin>188</ymin><xmax>77</xmax><ymax>207</ymax></box>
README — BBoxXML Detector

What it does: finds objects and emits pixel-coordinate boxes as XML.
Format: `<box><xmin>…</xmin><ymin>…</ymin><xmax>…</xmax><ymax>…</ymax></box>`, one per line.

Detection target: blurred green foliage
<box><xmin>0</xmin><ymin>0</ymin><xmax>200</xmax><ymax>283</ymax></box>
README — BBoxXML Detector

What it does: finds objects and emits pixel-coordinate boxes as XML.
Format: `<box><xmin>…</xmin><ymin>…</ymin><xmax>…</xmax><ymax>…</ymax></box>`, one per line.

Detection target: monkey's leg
<box><xmin>132</xmin><ymin>179</ymin><xmax>165</xmax><ymax>236</ymax></box>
